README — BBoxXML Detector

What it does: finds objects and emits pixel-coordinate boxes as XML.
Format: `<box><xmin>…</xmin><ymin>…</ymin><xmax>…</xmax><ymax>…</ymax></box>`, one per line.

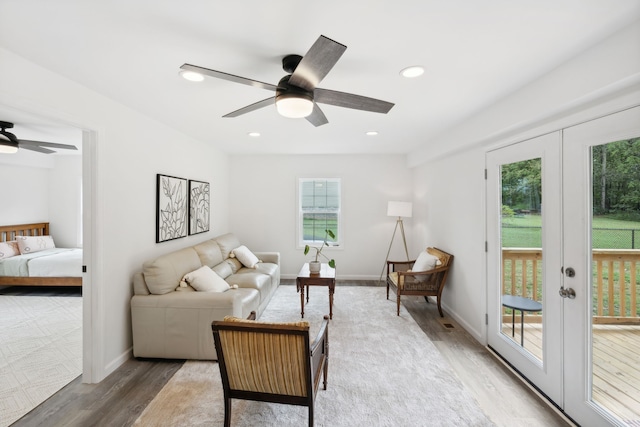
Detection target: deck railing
<box><xmin>502</xmin><ymin>248</ymin><xmax>640</xmax><ymax>325</ymax></box>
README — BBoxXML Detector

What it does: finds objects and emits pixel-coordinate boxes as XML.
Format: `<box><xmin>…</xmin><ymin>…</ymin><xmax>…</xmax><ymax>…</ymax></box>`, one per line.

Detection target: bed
<box><xmin>0</xmin><ymin>222</ymin><xmax>82</xmax><ymax>287</ymax></box>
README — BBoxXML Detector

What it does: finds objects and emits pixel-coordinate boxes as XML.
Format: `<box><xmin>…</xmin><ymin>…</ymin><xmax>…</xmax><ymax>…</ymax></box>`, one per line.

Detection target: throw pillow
<box><xmin>412</xmin><ymin>251</ymin><xmax>439</xmax><ymax>272</ymax></box>
<box><xmin>231</xmin><ymin>245</ymin><xmax>261</xmax><ymax>269</ymax></box>
<box><xmin>15</xmin><ymin>235</ymin><xmax>56</xmax><ymax>254</ymax></box>
<box><xmin>0</xmin><ymin>241</ymin><xmax>20</xmax><ymax>259</ymax></box>
<box><xmin>180</xmin><ymin>266</ymin><xmax>230</xmax><ymax>292</ymax></box>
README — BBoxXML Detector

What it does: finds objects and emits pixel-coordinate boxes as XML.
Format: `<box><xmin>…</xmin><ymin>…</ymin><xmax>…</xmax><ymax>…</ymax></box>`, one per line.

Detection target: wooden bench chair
<box><xmin>386</xmin><ymin>247</ymin><xmax>454</xmax><ymax>317</ymax></box>
<box><xmin>211</xmin><ymin>314</ymin><xmax>329</xmax><ymax>427</ymax></box>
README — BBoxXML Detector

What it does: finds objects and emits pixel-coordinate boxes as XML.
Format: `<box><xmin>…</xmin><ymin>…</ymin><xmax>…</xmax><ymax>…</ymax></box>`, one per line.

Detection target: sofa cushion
<box><xmin>215</xmin><ymin>233</ymin><xmax>241</xmax><ymax>259</ymax></box>
<box><xmin>254</xmin><ymin>262</ymin><xmax>279</xmax><ymax>288</ymax></box>
<box><xmin>226</xmin><ymin>258</ymin><xmax>242</xmax><ymax>274</ymax></box>
<box><xmin>143</xmin><ymin>247</ymin><xmax>202</xmax><ymax>295</ymax></box>
<box><xmin>212</xmin><ymin>261</ymin><xmax>233</xmax><ymax>280</ymax></box>
<box><xmin>227</xmin><ymin>270</ymin><xmax>272</xmax><ymax>303</ymax></box>
<box><xmin>181</xmin><ymin>266</ymin><xmax>230</xmax><ymax>292</ymax></box>
<box><xmin>193</xmin><ymin>239</ymin><xmax>224</xmax><ymax>268</ymax></box>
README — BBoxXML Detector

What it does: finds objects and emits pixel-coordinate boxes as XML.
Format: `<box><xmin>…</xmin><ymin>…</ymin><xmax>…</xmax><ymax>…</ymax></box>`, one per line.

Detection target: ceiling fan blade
<box><xmin>305</xmin><ymin>103</ymin><xmax>329</xmax><ymax>127</ymax></box>
<box><xmin>20</xmin><ymin>144</ymin><xmax>56</xmax><ymax>154</ymax></box>
<box><xmin>223</xmin><ymin>97</ymin><xmax>275</xmax><ymax>118</ymax></box>
<box><xmin>20</xmin><ymin>140</ymin><xmax>78</xmax><ymax>150</ymax></box>
<box><xmin>181</xmin><ymin>64</ymin><xmax>279</xmax><ymax>92</ymax></box>
<box><xmin>314</xmin><ymin>88</ymin><xmax>394</xmax><ymax>114</ymax></box>
<box><xmin>288</xmin><ymin>35</ymin><xmax>347</xmax><ymax>92</ymax></box>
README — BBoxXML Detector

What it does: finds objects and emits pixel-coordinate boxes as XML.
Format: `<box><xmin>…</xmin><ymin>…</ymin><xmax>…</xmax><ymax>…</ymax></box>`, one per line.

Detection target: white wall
<box><xmin>48</xmin><ymin>156</ymin><xmax>83</xmax><ymax>247</ymax></box>
<box><xmin>0</xmin><ymin>163</ymin><xmax>49</xmax><ymax>224</ymax></box>
<box><xmin>411</xmin><ymin>148</ymin><xmax>486</xmax><ymax>339</ymax></box>
<box><xmin>0</xmin><ymin>47</ymin><xmax>230</xmax><ymax>381</ymax></box>
<box><xmin>229</xmin><ymin>154</ymin><xmax>412</xmax><ymax>279</ymax></box>
<box><xmin>409</xmin><ymin>19</ymin><xmax>640</xmax><ymax>343</ymax></box>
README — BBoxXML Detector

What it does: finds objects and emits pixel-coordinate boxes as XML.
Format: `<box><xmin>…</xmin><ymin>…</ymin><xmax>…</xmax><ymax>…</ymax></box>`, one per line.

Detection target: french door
<box><xmin>486</xmin><ymin>132</ymin><xmax>564</xmax><ymax>405</ymax></box>
<box><xmin>563</xmin><ymin>106</ymin><xmax>640</xmax><ymax>426</ymax></box>
<box><xmin>487</xmin><ymin>106</ymin><xmax>640</xmax><ymax>426</ymax></box>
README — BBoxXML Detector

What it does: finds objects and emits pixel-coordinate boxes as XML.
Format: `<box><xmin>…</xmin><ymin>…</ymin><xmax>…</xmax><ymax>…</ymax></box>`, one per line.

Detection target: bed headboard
<box><xmin>0</xmin><ymin>222</ymin><xmax>50</xmax><ymax>242</ymax></box>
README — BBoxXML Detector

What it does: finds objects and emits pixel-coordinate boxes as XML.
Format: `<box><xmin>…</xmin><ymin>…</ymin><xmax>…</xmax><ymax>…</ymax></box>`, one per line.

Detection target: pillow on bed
<box><xmin>0</xmin><ymin>241</ymin><xmax>20</xmax><ymax>259</ymax></box>
<box><xmin>15</xmin><ymin>235</ymin><xmax>56</xmax><ymax>254</ymax></box>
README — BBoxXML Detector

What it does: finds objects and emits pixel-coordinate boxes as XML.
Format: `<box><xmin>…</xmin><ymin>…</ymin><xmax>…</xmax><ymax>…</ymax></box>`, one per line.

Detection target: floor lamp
<box><xmin>379</xmin><ymin>201</ymin><xmax>412</xmax><ymax>282</ymax></box>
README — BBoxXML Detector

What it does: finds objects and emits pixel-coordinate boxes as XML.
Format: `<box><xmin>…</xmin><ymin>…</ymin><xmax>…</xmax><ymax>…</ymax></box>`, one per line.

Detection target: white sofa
<box><xmin>131</xmin><ymin>233</ymin><xmax>280</xmax><ymax>360</ymax></box>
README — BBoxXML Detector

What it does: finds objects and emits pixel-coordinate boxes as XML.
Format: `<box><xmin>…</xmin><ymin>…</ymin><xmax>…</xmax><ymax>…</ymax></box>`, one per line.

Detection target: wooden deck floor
<box><xmin>502</xmin><ymin>321</ymin><xmax>640</xmax><ymax>424</ymax></box>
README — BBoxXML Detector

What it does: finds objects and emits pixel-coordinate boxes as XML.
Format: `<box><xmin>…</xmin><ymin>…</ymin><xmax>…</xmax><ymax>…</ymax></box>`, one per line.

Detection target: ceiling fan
<box><xmin>179</xmin><ymin>35</ymin><xmax>394</xmax><ymax>127</ymax></box>
<box><xmin>0</xmin><ymin>121</ymin><xmax>78</xmax><ymax>154</ymax></box>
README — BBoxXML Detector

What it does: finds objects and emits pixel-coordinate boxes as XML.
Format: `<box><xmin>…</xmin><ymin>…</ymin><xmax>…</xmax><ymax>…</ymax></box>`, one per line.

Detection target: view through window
<box><xmin>299</xmin><ymin>178</ymin><xmax>340</xmax><ymax>246</ymax></box>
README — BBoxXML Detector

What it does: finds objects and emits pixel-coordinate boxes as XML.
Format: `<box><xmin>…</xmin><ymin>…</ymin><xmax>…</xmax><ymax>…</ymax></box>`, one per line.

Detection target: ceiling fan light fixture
<box><xmin>0</xmin><ymin>141</ymin><xmax>18</xmax><ymax>154</ymax></box>
<box><xmin>179</xmin><ymin>70</ymin><xmax>205</xmax><ymax>82</ymax></box>
<box><xmin>275</xmin><ymin>93</ymin><xmax>314</xmax><ymax>118</ymax></box>
<box><xmin>0</xmin><ymin>124</ymin><xmax>18</xmax><ymax>153</ymax></box>
<box><xmin>400</xmin><ymin>66</ymin><xmax>424</xmax><ymax>78</ymax></box>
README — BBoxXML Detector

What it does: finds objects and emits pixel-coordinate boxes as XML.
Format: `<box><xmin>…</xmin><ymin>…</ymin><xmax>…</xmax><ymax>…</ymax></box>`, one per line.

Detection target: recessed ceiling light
<box><xmin>366</xmin><ymin>131</ymin><xmax>378</xmax><ymax>136</ymax></box>
<box><xmin>248</xmin><ymin>132</ymin><xmax>260</xmax><ymax>137</ymax></box>
<box><xmin>400</xmin><ymin>66</ymin><xmax>424</xmax><ymax>78</ymax></box>
<box><xmin>179</xmin><ymin>70</ymin><xmax>205</xmax><ymax>82</ymax></box>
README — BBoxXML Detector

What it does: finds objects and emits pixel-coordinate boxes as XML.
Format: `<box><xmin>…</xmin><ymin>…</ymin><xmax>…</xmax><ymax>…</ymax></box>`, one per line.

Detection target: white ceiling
<box><xmin>1</xmin><ymin>0</ymin><xmax>639</xmax><ymax>156</ymax></box>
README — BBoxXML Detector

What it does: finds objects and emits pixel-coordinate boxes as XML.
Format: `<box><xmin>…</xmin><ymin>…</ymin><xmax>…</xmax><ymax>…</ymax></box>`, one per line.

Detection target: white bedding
<box><xmin>0</xmin><ymin>248</ymin><xmax>82</xmax><ymax>277</ymax></box>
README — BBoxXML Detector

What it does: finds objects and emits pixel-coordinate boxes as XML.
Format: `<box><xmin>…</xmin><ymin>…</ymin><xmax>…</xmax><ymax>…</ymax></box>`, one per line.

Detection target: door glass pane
<box><xmin>500</xmin><ymin>158</ymin><xmax>544</xmax><ymax>361</ymax></box>
<box><xmin>591</xmin><ymin>138</ymin><xmax>640</xmax><ymax>423</ymax></box>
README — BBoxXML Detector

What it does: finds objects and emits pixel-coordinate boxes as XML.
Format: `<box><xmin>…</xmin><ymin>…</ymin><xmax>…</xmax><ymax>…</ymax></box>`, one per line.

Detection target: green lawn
<box><xmin>502</xmin><ymin>214</ymin><xmax>640</xmax><ymax>249</ymax></box>
<box><xmin>302</xmin><ymin>217</ymin><xmax>338</xmax><ymax>242</ymax></box>
<box><xmin>501</xmin><ymin>214</ymin><xmax>640</xmax><ymax>317</ymax></box>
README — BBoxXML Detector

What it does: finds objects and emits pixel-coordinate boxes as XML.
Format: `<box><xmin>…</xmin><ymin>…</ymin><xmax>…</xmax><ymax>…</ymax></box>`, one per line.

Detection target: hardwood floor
<box><xmin>11</xmin><ymin>281</ymin><xmax>572</xmax><ymax>427</ymax></box>
<box><xmin>503</xmin><ymin>321</ymin><xmax>640</xmax><ymax>423</ymax></box>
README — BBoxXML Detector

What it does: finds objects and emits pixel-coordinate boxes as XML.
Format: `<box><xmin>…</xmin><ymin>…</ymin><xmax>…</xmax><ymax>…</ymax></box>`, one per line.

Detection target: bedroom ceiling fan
<box><xmin>0</xmin><ymin>121</ymin><xmax>78</xmax><ymax>154</ymax></box>
<box><xmin>179</xmin><ymin>35</ymin><xmax>394</xmax><ymax>127</ymax></box>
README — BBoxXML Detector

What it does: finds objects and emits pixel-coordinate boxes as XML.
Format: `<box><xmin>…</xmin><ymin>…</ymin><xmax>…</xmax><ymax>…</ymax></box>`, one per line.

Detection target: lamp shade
<box><xmin>387</xmin><ymin>201</ymin><xmax>412</xmax><ymax>218</ymax></box>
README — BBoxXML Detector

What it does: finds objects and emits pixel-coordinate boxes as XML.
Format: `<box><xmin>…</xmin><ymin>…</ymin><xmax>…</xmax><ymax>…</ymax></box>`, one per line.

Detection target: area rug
<box><xmin>134</xmin><ymin>286</ymin><xmax>494</xmax><ymax>426</ymax></box>
<box><xmin>0</xmin><ymin>296</ymin><xmax>82</xmax><ymax>427</ymax></box>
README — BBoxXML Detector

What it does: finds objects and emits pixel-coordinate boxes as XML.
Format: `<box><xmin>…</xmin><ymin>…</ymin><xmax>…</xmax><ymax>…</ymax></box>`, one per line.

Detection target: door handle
<box><xmin>559</xmin><ymin>286</ymin><xmax>576</xmax><ymax>299</ymax></box>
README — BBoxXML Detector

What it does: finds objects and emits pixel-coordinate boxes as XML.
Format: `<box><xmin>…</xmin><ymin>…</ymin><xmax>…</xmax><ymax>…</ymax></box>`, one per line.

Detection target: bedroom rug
<box><xmin>0</xmin><ymin>295</ymin><xmax>82</xmax><ymax>427</ymax></box>
<box><xmin>134</xmin><ymin>286</ymin><xmax>495</xmax><ymax>426</ymax></box>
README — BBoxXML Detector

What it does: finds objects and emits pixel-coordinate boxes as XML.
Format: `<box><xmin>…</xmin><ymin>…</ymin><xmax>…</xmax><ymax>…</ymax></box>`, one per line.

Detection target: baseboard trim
<box><xmin>104</xmin><ymin>347</ymin><xmax>134</xmax><ymax>379</ymax></box>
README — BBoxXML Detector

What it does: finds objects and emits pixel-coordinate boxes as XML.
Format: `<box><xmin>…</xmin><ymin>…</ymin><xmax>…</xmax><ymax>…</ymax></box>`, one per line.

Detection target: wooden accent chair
<box><xmin>211</xmin><ymin>314</ymin><xmax>330</xmax><ymax>427</ymax></box>
<box><xmin>386</xmin><ymin>247</ymin><xmax>454</xmax><ymax>317</ymax></box>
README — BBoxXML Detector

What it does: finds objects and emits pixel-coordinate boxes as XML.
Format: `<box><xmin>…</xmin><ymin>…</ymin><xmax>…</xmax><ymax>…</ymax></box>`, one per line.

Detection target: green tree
<box><xmin>593</xmin><ymin>138</ymin><xmax>640</xmax><ymax>216</ymax></box>
<box><xmin>501</xmin><ymin>159</ymin><xmax>541</xmax><ymax>212</ymax></box>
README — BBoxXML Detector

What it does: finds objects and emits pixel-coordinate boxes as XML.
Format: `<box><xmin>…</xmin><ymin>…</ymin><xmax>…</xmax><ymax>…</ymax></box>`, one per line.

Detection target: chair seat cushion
<box><xmin>388</xmin><ymin>271</ymin><xmax>399</xmax><ymax>287</ymax></box>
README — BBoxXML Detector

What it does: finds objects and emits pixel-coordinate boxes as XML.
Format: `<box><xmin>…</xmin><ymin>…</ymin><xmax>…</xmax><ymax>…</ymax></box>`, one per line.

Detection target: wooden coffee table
<box><xmin>296</xmin><ymin>263</ymin><xmax>336</xmax><ymax>319</ymax></box>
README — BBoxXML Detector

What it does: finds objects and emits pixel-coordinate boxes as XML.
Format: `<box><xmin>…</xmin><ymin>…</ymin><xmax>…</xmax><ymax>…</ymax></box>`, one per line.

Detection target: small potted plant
<box><xmin>304</xmin><ymin>229</ymin><xmax>336</xmax><ymax>273</ymax></box>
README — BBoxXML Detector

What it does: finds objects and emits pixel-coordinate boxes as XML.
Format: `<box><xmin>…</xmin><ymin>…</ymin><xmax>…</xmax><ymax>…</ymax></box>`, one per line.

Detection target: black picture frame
<box><xmin>156</xmin><ymin>174</ymin><xmax>188</xmax><ymax>243</ymax></box>
<box><xmin>189</xmin><ymin>179</ymin><xmax>210</xmax><ymax>235</ymax></box>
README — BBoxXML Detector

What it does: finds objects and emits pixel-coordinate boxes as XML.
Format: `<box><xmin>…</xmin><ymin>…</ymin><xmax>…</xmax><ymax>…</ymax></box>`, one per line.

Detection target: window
<box><xmin>298</xmin><ymin>178</ymin><xmax>341</xmax><ymax>246</ymax></box>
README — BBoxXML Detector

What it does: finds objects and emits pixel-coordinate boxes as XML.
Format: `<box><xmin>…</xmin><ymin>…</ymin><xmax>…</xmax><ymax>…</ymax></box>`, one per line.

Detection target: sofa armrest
<box><xmin>254</xmin><ymin>251</ymin><xmax>280</xmax><ymax>265</ymax></box>
<box><xmin>132</xmin><ymin>272</ymin><xmax>150</xmax><ymax>295</ymax></box>
<box><xmin>131</xmin><ymin>288</ymin><xmax>260</xmax><ymax>360</ymax></box>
